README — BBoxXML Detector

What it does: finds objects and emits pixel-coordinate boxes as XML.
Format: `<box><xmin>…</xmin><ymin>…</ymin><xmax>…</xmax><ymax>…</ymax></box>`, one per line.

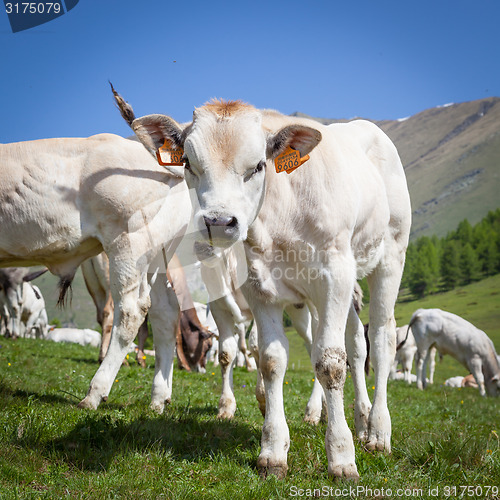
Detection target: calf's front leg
<box><xmin>249</xmin><ymin>301</ymin><xmax>290</xmax><ymax>479</ymax></box>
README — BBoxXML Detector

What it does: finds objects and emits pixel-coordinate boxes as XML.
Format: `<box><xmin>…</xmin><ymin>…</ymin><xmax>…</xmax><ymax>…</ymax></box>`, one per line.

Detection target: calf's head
<box><xmin>132</xmin><ymin>100</ymin><xmax>321</xmax><ymax>248</ymax></box>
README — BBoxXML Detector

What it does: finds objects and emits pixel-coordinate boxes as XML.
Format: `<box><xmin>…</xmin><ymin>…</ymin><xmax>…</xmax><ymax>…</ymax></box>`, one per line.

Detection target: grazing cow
<box><xmin>167</xmin><ymin>254</ymin><xmax>214</xmax><ymax>373</ymax></box>
<box><xmin>409</xmin><ymin>308</ymin><xmax>500</xmax><ymax>397</ymax></box>
<box><xmin>128</xmin><ymin>97</ymin><xmax>411</xmax><ymax>479</ymax></box>
<box><xmin>82</xmin><ymin>250</ymin><xmax>212</xmax><ymax>371</ymax></box>
<box><xmin>81</xmin><ymin>253</ymin><xmax>115</xmax><ymax>362</ymax></box>
<box><xmin>392</xmin><ymin>325</ymin><xmax>437</xmax><ymax>384</ymax></box>
<box><xmin>48</xmin><ymin>327</ymin><xmax>102</xmax><ymax>348</ymax></box>
<box><xmin>0</xmin><ymin>133</ymin><xmax>192</xmax><ymax>411</ymax></box>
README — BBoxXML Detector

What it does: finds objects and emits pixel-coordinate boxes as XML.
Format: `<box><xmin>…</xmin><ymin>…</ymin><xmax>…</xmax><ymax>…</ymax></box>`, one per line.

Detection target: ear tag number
<box><xmin>274</xmin><ymin>146</ymin><xmax>310</xmax><ymax>174</ymax></box>
<box><xmin>156</xmin><ymin>139</ymin><xmax>185</xmax><ymax>166</ymax></box>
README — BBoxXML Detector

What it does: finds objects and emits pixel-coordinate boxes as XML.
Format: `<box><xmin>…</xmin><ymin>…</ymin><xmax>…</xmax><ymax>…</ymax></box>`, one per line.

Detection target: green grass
<box><xmin>1</xmin><ymin>277</ymin><xmax>499</xmax><ymax>499</ymax></box>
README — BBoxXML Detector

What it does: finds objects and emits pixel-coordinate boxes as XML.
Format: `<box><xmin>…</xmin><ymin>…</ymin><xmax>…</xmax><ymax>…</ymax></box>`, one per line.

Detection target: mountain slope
<box><xmin>22</xmin><ymin>98</ymin><xmax>500</xmax><ymax>328</ymax></box>
<box><xmin>293</xmin><ymin>97</ymin><xmax>500</xmax><ymax>238</ymax></box>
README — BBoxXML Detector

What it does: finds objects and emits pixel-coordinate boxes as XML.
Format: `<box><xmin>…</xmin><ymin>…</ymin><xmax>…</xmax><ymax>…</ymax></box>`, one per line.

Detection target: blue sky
<box><xmin>1</xmin><ymin>0</ymin><xmax>499</xmax><ymax>143</ymax></box>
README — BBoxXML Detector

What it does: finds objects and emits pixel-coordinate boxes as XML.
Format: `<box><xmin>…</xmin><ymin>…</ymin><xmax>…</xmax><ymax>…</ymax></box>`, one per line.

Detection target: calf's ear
<box><xmin>266</xmin><ymin>125</ymin><xmax>322</xmax><ymax>160</ymax></box>
<box><xmin>131</xmin><ymin>114</ymin><xmax>185</xmax><ymax>157</ymax></box>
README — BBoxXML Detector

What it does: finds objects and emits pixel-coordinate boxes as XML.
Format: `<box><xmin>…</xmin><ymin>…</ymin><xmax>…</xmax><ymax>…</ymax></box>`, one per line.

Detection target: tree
<box><xmin>460</xmin><ymin>242</ymin><xmax>480</xmax><ymax>284</ymax></box>
<box><xmin>409</xmin><ymin>238</ymin><xmax>440</xmax><ymax>298</ymax></box>
<box><xmin>440</xmin><ymin>240</ymin><xmax>461</xmax><ymax>290</ymax></box>
<box><xmin>456</xmin><ymin>219</ymin><xmax>473</xmax><ymax>246</ymax></box>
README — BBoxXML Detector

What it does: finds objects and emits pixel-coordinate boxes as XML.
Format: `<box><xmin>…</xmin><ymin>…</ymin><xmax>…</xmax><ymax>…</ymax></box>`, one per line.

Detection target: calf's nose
<box><xmin>203</xmin><ymin>215</ymin><xmax>238</xmax><ymax>228</ymax></box>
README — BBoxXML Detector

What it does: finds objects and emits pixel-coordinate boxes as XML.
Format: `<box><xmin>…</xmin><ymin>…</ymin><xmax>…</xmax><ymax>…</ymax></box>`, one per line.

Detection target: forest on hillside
<box><xmin>401</xmin><ymin>209</ymin><xmax>500</xmax><ymax>298</ymax></box>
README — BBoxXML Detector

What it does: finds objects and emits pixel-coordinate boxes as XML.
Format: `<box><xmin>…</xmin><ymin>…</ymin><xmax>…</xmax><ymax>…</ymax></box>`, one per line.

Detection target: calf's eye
<box><xmin>183</xmin><ymin>156</ymin><xmax>193</xmax><ymax>174</ymax></box>
<box><xmin>244</xmin><ymin>161</ymin><xmax>265</xmax><ymax>182</ymax></box>
<box><xmin>254</xmin><ymin>161</ymin><xmax>264</xmax><ymax>174</ymax></box>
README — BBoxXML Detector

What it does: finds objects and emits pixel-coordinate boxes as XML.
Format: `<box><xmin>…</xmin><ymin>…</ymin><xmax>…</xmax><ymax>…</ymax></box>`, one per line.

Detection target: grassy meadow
<box><xmin>0</xmin><ymin>276</ymin><xmax>499</xmax><ymax>499</ymax></box>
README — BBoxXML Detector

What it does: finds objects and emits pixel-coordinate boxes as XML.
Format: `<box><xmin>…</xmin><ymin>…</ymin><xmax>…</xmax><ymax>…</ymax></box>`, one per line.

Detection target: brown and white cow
<box><xmin>81</xmin><ymin>253</ymin><xmax>115</xmax><ymax>362</ymax></box>
<box><xmin>129</xmin><ymin>98</ymin><xmax>411</xmax><ymax>480</ymax></box>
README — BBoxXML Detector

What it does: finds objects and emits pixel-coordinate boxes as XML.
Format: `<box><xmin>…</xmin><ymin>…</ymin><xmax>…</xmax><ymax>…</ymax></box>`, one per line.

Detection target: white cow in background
<box><xmin>48</xmin><ymin>327</ymin><xmax>102</xmax><ymax>348</ymax></box>
<box><xmin>0</xmin><ymin>132</ymin><xmax>192</xmax><ymax>411</ymax></box>
<box><xmin>0</xmin><ymin>267</ymin><xmax>47</xmax><ymax>337</ymax></box>
<box><xmin>0</xmin><ymin>280</ymin><xmax>49</xmax><ymax>339</ymax></box>
<box><xmin>19</xmin><ymin>283</ymin><xmax>49</xmax><ymax>339</ymax></box>
<box><xmin>409</xmin><ymin>308</ymin><xmax>500</xmax><ymax>397</ymax></box>
<box><xmin>129</xmin><ymin>96</ymin><xmax>411</xmax><ymax>480</ymax></box>
<box><xmin>444</xmin><ymin>374</ymin><xmax>479</xmax><ymax>389</ymax></box>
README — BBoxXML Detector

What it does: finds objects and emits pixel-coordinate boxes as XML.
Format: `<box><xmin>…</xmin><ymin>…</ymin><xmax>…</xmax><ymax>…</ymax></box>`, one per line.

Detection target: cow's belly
<box><xmin>0</xmin><ymin>196</ymin><xmax>100</xmax><ymax>268</ymax></box>
<box><xmin>245</xmin><ymin>243</ymin><xmax>321</xmax><ymax>305</ymax></box>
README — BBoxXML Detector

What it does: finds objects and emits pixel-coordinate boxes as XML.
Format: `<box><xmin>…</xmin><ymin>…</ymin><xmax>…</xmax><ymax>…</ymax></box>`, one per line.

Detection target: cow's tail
<box><xmin>109</xmin><ymin>81</ymin><xmax>136</xmax><ymax>127</ymax></box>
<box><xmin>396</xmin><ymin>315</ymin><xmax>418</xmax><ymax>351</ymax></box>
<box><xmin>23</xmin><ymin>268</ymin><xmax>48</xmax><ymax>282</ymax></box>
<box><xmin>57</xmin><ymin>276</ymin><xmax>74</xmax><ymax>308</ymax></box>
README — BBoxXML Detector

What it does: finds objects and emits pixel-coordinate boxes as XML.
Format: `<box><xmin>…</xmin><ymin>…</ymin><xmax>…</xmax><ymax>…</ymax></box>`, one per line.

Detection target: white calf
<box><xmin>130</xmin><ymin>97</ymin><xmax>411</xmax><ymax>479</ymax></box>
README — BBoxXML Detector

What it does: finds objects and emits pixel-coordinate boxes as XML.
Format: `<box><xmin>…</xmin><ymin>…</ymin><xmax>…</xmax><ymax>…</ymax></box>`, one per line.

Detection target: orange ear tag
<box><xmin>274</xmin><ymin>146</ymin><xmax>310</xmax><ymax>174</ymax></box>
<box><xmin>156</xmin><ymin>139</ymin><xmax>185</xmax><ymax>166</ymax></box>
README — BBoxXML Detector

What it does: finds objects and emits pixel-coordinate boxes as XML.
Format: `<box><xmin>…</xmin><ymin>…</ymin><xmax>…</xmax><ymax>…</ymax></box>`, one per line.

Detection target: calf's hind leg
<box><xmin>365</xmin><ymin>249</ymin><xmax>405</xmax><ymax>453</ymax></box>
<box><xmin>149</xmin><ymin>277</ymin><xmax>181</xmax><ymax>412</ymax></box>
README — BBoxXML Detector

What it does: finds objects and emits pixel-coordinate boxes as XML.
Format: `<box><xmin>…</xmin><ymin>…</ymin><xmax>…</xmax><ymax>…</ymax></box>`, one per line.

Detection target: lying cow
<box><xmin>127</xmin><ymin>96</ymin><xmax>411</xmax><ymax>480</ymax></box>
<box><xmin>48</xmin><ymin>327</ymin><xmax>102</xmax><ymax>348</ymax></box>
<box><xmin>0</xmin><ymin>132</ymin><xmax>192</xmax><ymax>411</ymax></box>
<box><xmin>444</xmin><ymin>374</ymin><xmax>479</xmax><ymax>389</ymax></box>
<box><xmin>409</xmin><ymin>308</ymin><xmax>500</xmax><ymax>397</ymax></box>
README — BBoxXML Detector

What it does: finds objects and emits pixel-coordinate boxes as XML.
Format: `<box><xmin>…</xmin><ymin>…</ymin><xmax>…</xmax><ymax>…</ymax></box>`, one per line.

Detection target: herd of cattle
<box><xmin>1</xmin><ymin>86</ymin><xmax>499</xmax><ymax>480</ymax></box>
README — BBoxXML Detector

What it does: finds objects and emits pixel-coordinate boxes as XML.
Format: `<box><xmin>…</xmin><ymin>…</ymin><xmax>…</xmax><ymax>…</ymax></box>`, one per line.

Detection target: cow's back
<box><xmin>258</xmin><ymin>114</ymin><xmax>410</xmax><ymax>282</ymax></box>
<box><xmin>0</xmin><ymin>134</ymin><xmax>185</xmax><ymax>269</ymax></box>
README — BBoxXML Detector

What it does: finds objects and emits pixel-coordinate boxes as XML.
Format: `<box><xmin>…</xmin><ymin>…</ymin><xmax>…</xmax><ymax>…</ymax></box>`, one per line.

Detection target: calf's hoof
<box><xmin>77</xmin><ymin>395</ymin><xmax>100</xmax><ymax>410</ymax></box>
<box><xmin>218</xmin><ymin>397</ymin><xmax>236</xmax><ymax>420</ymax></box>
<box><xmin>150</xmin><ymin>398</ymin><xmax>169</xmax><ymax>414</ymax></box>
<box><xmin>257</xmin><ymin>457</ymin><xmax>288</xmax><ymax>480</ymax></box>
<box><xmin>303</xmin><ymin>409</ymin><xmax>321</xmax><ymax>426</ymax></box>
<box><xmin>217</xmin><ymin>408</ymin><xmax>235</xmax><ymax>420</ymax></box>
<box><xmin>365</xmin><ymin>434</ymin><xmax>391</xmax><ymax>453</ymax></box>
<box><xmin>357</xmin><ymin>430</ymin><xmax>369</xmax><ymax>443</ymax></box>
<box><xmin>328</xmin><ymin>464</ymin><xmax>359</xmax><ymax>481</ymax></box>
